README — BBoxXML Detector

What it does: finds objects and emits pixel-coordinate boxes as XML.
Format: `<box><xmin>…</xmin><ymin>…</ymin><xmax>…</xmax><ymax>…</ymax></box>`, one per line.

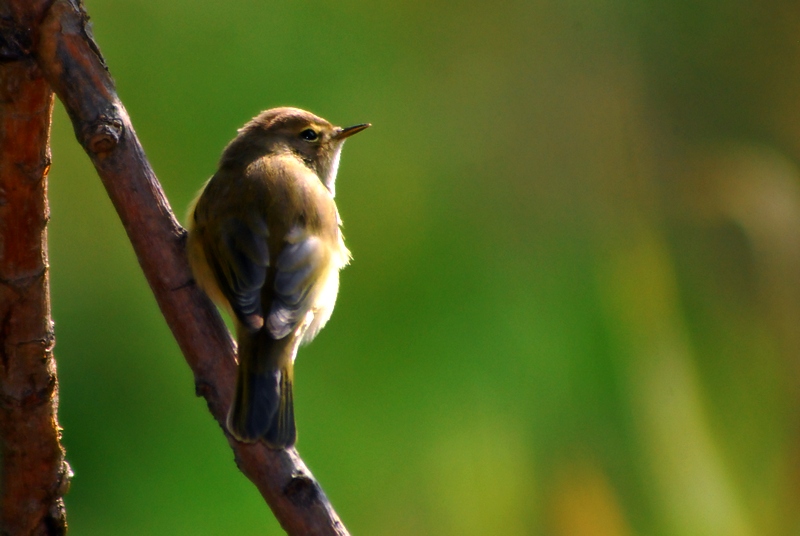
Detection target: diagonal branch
<box><xmin>18</xmin><ymin>0</ymin><xmax>349</xmax><ymax>533</ymax></box>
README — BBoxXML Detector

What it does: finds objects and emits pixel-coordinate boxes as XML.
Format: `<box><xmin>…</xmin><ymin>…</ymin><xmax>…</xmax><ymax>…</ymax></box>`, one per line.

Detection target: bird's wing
<box><xmin>266</xmin><ymin>227</ymin><xmax>327</xmax><ymax>339</ymax></box>
<box><xmin>205</xmin><ymin>216</ymin><xmax>270</xmax><ymax>331</ymax></box>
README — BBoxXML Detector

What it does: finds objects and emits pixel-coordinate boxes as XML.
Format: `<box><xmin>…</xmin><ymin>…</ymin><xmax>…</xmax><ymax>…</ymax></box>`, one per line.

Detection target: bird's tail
<box><xmin>227</xmin><ymin>328</ymin><xmax>296</xmax><ymax>449</ymax></box>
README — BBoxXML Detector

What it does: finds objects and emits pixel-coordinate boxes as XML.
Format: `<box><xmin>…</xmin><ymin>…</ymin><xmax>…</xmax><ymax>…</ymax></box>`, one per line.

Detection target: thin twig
<box><xmin>21</xmin><ymin>0</ymin><xmax>349</xmax><ymax>533</ymax></box>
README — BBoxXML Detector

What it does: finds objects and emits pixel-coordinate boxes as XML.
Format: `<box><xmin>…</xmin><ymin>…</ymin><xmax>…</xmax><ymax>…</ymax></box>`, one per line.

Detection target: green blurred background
<box><xmin>46</xmin><ymin>1</ymin><xmax>800</xmax><ymax>534</ymax></box>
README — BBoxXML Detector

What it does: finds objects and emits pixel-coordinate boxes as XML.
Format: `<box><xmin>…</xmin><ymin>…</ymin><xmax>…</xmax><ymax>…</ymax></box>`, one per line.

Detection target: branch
<box><xmin>0</xmin><ymin>4</ymin><xmax>72</xmax><ymax>531</ymax></box>
<box><xmin>22</xmin><ymin>0</ymin><xmax>349</xmax><ymax>533</ymax></box>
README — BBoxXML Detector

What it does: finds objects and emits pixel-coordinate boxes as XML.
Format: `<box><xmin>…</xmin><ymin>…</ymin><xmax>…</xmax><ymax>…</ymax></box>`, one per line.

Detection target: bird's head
<box><xmin>223</xmin><ymin>107</ymin><xmax>369</xmax><ymax>196</ymax></box>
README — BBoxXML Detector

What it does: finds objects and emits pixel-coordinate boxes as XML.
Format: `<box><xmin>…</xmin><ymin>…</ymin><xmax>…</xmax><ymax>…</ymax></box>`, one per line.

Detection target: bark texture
<box><xmin>0</xmin><ymin>42</ymin><xmax>71</xmax><ymax>536</ymax></box>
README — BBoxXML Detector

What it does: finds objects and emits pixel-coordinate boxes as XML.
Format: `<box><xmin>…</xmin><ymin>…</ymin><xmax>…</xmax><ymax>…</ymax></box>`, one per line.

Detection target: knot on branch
<box><xmin>0</xmin><ymin>373</ymin><xmax>57</xmax><ymax>409</ymax></box>
<box><xmin>85</xmin><ymin>115</ymin><xmax>123</xmax><ymax>154</ymax></box>
<box><xmin>56</xmin><ymin>460</ymin><xmax>74</xmax><ymax>497</ymax></box>
<box><xmin>284</xmin><ymin>473</ymin><xmax>320</xmax><ymax>508</ymax></box>
<box><xmin>194</xmin><ymin>378</ymin><xmax>217</xmax><ymax>399</ymax></box>
<box><xmin>41</xmin><ymin>461</ymin><xmax>73</xmax><ymax>533</ymax></box>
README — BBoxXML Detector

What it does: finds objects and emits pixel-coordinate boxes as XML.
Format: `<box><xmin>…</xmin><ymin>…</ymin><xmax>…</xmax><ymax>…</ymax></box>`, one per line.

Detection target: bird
<box><xmin>186</xmin><ymin>107</ymin><xmax>369</xmax><ymax>448</ymax></box>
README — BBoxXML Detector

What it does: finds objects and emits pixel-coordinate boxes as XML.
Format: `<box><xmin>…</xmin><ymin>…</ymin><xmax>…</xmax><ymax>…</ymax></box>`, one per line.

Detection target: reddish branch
<box><xmin>0</xmin><ymin>10</ymin><xmax>71</xmax><ymax>534</ymax></box>
<box><xmin>1</xmin><ymin>0</ymin><xmax>350</xmax><ymax>534</ymax></box>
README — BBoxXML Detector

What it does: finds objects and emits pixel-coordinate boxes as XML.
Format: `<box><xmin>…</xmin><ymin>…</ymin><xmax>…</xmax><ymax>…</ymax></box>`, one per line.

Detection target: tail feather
<box><xmin>227</xmin><ymin>329</ymin><xmax>297</xmax><ymax>448</ymax></box>
<box><xmin>264</xmin><ymin>367</ymin><xmax>296</xmax><ymax>448</ymax></box>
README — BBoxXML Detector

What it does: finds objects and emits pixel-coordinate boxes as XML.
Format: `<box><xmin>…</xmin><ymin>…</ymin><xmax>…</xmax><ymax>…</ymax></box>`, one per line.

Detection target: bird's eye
<box><xmin>300</xmin><ymin>129</ymin><xmax>318</xmax><ymax>141</ymax></box>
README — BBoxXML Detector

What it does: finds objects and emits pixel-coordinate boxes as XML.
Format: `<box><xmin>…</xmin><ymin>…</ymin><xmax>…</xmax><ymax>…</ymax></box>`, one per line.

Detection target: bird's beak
<box><xmin>334</xmin><ymin>123</ymin><xmax>371</xmax><ymax>140</ymax></box>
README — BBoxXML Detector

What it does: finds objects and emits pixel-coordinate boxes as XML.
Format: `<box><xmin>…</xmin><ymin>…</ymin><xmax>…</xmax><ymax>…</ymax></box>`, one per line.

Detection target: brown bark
<box><xmin>1</xmin><ymin>0</ymin><xmax>348</xmax><ymax>534</ymax></box>
<box><xmin>0</xmin><ymin>9</ymin><xmax>72</xmax><ymax>533</ymax></box>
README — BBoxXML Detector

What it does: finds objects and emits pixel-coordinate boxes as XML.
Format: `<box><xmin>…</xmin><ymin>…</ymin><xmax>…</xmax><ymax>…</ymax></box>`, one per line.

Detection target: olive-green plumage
<box><xmin>186</xmin><ymin>107</ymin><xmax>368</xmax><ymax>448</ymax></box>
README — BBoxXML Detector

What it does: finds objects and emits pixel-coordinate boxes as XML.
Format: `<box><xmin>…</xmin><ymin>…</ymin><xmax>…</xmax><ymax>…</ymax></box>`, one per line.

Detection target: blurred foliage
<box><xmin>44</xmin><ymin>0</ymin><xmax>800</xmax><ymax>534</ymax></box>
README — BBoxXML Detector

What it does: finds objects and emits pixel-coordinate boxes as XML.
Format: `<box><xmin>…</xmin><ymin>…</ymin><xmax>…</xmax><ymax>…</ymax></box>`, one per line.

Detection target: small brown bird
<box><xmin>186</xmin><ymin>107</ymin><xmax>369</xmax><ymax>448</ymax></box>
